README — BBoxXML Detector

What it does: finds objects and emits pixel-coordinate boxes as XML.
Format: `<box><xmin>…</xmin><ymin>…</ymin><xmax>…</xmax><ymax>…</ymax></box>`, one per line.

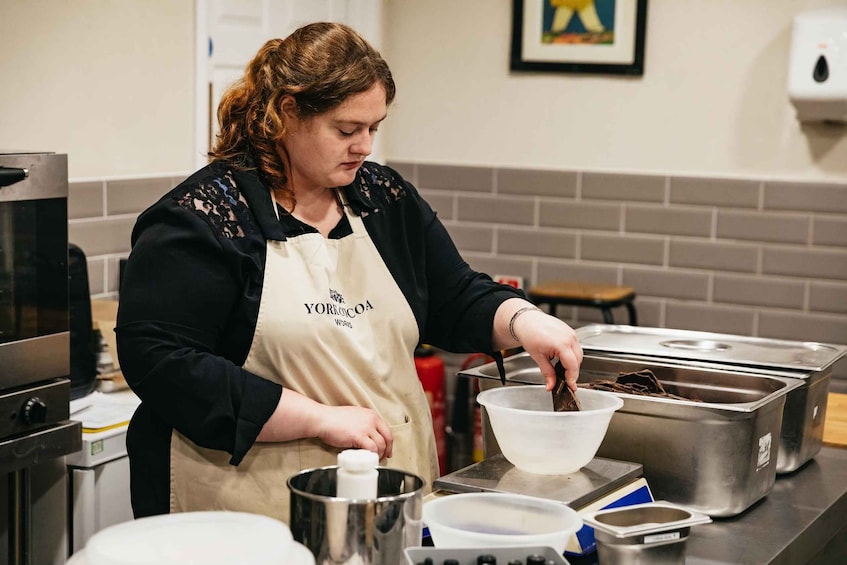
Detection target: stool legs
<box><xmin>625</xmin><ymin>301</ymin><xmax>638</xmax><ymax>326</ymax></box>
<box><xmin>602</xmin><ymin>302</ymin><xmax>639</xmax><ymax>325</ymax></box>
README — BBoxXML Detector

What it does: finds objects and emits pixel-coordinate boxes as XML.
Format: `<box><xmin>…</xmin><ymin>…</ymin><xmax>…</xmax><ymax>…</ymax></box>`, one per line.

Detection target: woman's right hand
<box><xmin>314</xmin><ymin>405</ymin><xmax>394</xmax><ymax>459</ymax></box>
<box><xmin>257</xmin><ymin>389</ymin><xmax>393</xmax><ymax>459</ymax></box>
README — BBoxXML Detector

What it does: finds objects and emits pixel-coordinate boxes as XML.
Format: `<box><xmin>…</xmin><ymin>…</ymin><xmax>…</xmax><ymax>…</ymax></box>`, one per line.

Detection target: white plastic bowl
<box><xmin>422</xmin><ymin>492</ymin><xmax>582</xmax><ymax>554</ymax></box>
<box><xmin>69</xmin><ymin>511</ymin><xmax>314</xmax><ymax>565</ymax></box>
<box><xmin>476</xmin><ymin>385</ymin><xmax>624</xmax><ymax>475</ymax></box>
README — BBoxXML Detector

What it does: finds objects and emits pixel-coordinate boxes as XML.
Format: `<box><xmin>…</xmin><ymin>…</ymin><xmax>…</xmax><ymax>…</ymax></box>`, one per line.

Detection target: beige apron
<box><xmin>169</xmin><ymin>192</ymin><xmax>438</xmax><ymax>523</ymax></box>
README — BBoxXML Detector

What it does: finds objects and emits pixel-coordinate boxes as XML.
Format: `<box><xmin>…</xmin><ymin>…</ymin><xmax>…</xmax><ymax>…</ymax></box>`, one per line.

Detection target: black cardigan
<box><xmin>115</xmin><ymin>160</ymin><xmax>522</xmax><ymax>516</ymax></box>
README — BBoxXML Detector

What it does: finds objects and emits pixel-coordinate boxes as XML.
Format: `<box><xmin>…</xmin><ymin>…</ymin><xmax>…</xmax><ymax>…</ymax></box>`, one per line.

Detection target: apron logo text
<box><xmin>304</xmin><ymin>300</ymin><xmax>375</xmax><ymax>326</ymax></box>
<box><xmin>304</xmin><ymin>288</ymin><xmax>374</xmax><ymax>329</ymax></box>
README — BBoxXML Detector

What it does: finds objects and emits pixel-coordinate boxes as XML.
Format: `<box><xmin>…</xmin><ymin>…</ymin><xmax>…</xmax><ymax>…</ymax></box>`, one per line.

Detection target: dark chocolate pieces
<box><xmin>585</xmin><ymin>368</ymin><xmax>699</xmax><ymax>401</ymax></box>
<box><xmin>552</xmin><ymin>360</ymin><xmax>581</xmax><ymax>412</ymax></box>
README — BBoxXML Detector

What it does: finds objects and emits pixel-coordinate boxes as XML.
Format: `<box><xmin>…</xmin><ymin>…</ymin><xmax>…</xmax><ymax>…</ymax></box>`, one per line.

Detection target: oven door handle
<box><xmin>0</xmin><ymin>166</ymin><xmax>29</xmax><ymax>187</ymax></box>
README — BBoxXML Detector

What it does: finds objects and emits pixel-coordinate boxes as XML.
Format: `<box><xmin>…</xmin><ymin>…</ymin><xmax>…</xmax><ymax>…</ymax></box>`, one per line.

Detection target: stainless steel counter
<box><xmin>685</xmin><ymin>446</ymin><xmax>847</xmax><ymax>564</ymax></box>
<box><xmin>567</xmin><ymin>446</ymin><xmax>847</xmax><ymax>565</ymax></box>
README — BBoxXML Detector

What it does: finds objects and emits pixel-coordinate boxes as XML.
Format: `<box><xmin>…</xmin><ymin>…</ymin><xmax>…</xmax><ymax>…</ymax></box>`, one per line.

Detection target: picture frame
<box><xmin>510</xmin><ymin>0</ymin><xmax>648</xmax><ymax>75</ymax></box>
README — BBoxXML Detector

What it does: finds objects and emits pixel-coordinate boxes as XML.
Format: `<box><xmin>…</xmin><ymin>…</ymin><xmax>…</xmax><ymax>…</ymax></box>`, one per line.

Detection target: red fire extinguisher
<box><xmin>415</xmin><ymin>345</ymin><xmax>447</xmax><ymax>476</ymax></box>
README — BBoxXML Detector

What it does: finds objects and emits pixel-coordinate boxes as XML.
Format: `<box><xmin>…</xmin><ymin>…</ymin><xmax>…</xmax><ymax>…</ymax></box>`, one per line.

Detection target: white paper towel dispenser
<box><xmin>787</xmin><ymin>6</ymin><xmax>847</xmax><ymax>123</ymax></box>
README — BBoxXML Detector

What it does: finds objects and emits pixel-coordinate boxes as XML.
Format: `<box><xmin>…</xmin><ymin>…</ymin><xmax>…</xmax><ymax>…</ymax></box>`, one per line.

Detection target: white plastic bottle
<box><xmin>336</xmin><ymin>449</ymin><xmax>379</xmax><ymax>500</ymax></box>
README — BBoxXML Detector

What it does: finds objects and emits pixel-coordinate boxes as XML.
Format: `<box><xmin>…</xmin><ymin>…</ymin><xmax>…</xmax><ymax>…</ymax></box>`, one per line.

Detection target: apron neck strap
<box><xmin>338</xmin><ymin>189</ymin><xmax>367</xmax><ymax>238</ymax></box>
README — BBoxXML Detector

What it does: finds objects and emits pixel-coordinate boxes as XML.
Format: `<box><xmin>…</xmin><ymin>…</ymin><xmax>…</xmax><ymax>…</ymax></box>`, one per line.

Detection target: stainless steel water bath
<box><xmin>575</xmin><ymin>324</ymin><xmax>847</xmax><ymax>474</ymax></box>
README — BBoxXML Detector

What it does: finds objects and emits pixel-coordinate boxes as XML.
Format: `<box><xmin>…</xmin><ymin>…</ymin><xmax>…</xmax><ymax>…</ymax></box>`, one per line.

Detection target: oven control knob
<box><xmin>23</xmin><ymin>397</ymin><xmax>48</xmax><ymax>425</ymax></box>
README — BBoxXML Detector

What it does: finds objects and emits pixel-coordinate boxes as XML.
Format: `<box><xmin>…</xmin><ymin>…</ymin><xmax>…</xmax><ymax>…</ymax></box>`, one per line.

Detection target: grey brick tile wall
<box><xmin>762</xmin><ymin>246</ymin><xmax>847</xmax><ymax>280</ymax></box>
<box><xmin>456</xmin><ymin>194</ymin><xmax>535</xmax><ymax>225</ymax></box>
<box><xmin>68</xmin><ymin>216</ymin><xmax>135</xmax><ymax>257</ymax></box>
<box><xmin>71</xmin><ymin>163</ymin><xmax>847</xmax><ymax>384</ymax></box>
<box><xmin>106</xmin><ymin>177</ymin><xmax>173</xmax><ymax>215</ymax></box>
<box><xmin>717</xmin><ymin>210</ymin><xmax>810</xmax><ymax>244</ymax></box>
<box><xmin>625</xmin><ymin>205</ymin><xmax>712</xmax><ymax>237</ymax></box>
<box><xmin>810</xmin><ymin>281</ymin><xmax>847</xmax><ymax>314</ymax></box>
<box><xmin>386</xmin><ymin>161</ymin><xmax>416</xmax><ymax>183</ymax></box>
<box><xmin>713</xmin><ymin>274</ymin><xmax>805</xmax><ymax>309</ymax></box>
<box><xmin>497</xmin><ymin>227</ymin><xmax>577</xmax><ymax>259</ymax></box>
<box><xmin>669</xmin><ymin>240</ymin><xmax>759</xmax><ymax>273</ymax></box>
<box><xmin>582</xmin><ymin>233</ymin><xmax>665</xmax><ymax>265</ymax></box>
<box><xmin>764</xmin><ymin>181</ymin><xmax>847</xmax><ymax>214</ymax></box>
<box><xmin>418</xmin><ymin>163</ymin><xmax>493</xmax><ymax>192</ymax></box>
<box><xmin>497</xmin><ymin>168</ymin><xmax>577</xmax><ymax>197</ymax></box>
<box><xmin>582</xmin><ymin>172</ymin><xmax>665</xmax><ymax>202</ymax></box>
<box><xmin>391</xmin><ymin>160</ymin><xmax>847</xmax><ymax>383</ymax></box>
<box><xmin>670</xmin><ymin>177</ymin><xmax>760</xmax><ymax>208</ymax></box>
<box><xmin>536</xmin><ymin>261</ymin><xmax>620</xmax><ymax>286</ymax></box>
<box><xmin>540</xmin><ymin>200</ymin><xmax>621</xmax><ymax>231</ymax></box>
<box><xmin>68</xmin><ymin>181</ymin><xmax>104</xmax><ymax>219</ymax></box>
<box><xmin>813</xmin><ymin>215</ymin><xmax>847</xmax><ymax>247</ymax></box>
<box><xmin>758</xmin><ymin>310</ymin><xmax>847</xmax><ymax>344</ymax></box>
<box><xmin>69</xmin><ymin>175</ymin><xmax>183</xmax><ymax>300</ymax></box>
<box><xmin>665</xmin><ymin>302</ymin><xmax>756</xmax><ymax>335</ymax></box>
<box><xmin>622</xmin><ymin>267</ymin><xmax>710</xmax><ymax>301</ymax></box>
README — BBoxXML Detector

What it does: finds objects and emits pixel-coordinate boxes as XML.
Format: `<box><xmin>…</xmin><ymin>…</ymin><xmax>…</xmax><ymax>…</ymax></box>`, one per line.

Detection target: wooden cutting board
<box><xmin>823</xmin><ymin>393</ymin><xmax>847</xmax><ymax>448</ymax></box>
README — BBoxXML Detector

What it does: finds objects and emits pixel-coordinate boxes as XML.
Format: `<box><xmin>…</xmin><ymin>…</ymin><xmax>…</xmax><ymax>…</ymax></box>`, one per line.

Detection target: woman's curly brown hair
<box><xmin>208</xmin><ymin>22</ymin><xmax>395</xmax><ymax>206</ymax></box>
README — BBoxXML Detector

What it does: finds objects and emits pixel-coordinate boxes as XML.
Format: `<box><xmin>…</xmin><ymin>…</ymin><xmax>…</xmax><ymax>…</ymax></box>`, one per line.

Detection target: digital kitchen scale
<box><xmin>434</xmin><ymin>454</ymin><xmax>643</xmax><ymax>508</ymax></box>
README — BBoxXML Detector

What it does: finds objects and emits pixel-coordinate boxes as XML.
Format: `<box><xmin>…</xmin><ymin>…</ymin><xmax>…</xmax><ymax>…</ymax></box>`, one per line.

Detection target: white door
<box><xmin>195</xmin><ymin>0</ymin><xmax>384</xmax><ymax>169</ymax></box>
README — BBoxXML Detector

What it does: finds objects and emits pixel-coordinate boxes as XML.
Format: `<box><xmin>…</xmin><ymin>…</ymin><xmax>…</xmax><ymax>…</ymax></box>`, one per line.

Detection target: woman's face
<box><xmin>281</xmin><ymin>83</ymin><xmax>387</xmax><ymax>193</ymax></box>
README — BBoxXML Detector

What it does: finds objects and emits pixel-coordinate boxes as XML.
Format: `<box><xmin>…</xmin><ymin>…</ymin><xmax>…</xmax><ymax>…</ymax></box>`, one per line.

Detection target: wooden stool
<box><xmin>527</xmin><ymin>280</ymin><xmax>638</xmax><ymax>325</ymax></box>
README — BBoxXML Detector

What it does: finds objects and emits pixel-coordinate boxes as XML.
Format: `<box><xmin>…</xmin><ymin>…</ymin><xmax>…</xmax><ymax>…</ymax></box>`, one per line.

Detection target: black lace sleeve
<box><xmin>174</xmin><ymin>169</ymin><xmax>256</xmax><ymax>240</ymax></box>
<box><xmin>117</xmin><ymin>170</ymin><xmax>279</xmax><ymax>466</ymax></box>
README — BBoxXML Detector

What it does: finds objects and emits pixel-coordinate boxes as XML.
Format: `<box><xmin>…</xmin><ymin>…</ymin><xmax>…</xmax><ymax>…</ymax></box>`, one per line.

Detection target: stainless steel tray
<box><xmin>575</xmin><ymin>324</ymin><xmax>847</xmax><ymax>372</ymax></box>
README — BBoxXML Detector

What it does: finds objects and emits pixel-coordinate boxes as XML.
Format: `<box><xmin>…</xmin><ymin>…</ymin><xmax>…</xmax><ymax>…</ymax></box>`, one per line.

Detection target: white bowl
<box><xmin>422</xmin><ymin>492</ymin><xmax>582</xmax><ymax>554</ymax></box>
<box><xmin>73</xmin><ymin>511</ymin><xmax>314</xmax><ymax>565</ymax></box>
<box><xmin>476</xmin><ymin>385</ymin><xmax>624</xmax><ymax>475</ymax></box>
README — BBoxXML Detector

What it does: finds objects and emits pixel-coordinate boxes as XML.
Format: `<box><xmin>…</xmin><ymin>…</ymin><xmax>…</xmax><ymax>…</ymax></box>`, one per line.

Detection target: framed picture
<box><xmin>510</xmin><ymin>0</ymin><xmax>648</xmax><ymax>75</ymax></box>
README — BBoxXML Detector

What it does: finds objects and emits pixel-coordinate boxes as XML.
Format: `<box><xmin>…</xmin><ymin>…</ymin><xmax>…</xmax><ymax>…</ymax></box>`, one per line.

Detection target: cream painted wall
<box><xmin>381</xmin><ymin>0</ymin><xmax>847</xmax><ymax>180</ymax></box>
<box><xmin>3</xmin><ymin>1</ymin><xmax>845</xmax><ymax>181</ymax></box>
<box><xmin>0</xmin><ymin>0</ymin><xmax>195</xmax><ymax>179</ymax></box>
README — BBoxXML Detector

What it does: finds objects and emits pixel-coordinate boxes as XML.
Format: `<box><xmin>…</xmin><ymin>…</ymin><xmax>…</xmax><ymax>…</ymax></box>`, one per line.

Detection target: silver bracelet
<box><xmin>508</xmin><ymin>306</ymin><xmax>542</xmax><ymax>342</ymax></box>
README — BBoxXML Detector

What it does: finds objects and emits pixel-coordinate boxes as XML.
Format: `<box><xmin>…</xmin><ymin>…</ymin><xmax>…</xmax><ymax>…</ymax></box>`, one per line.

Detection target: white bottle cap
<box><xmin>337</xmin><ymin>449</ymin><xmax>379</xmax><ymax>472</ymax></box>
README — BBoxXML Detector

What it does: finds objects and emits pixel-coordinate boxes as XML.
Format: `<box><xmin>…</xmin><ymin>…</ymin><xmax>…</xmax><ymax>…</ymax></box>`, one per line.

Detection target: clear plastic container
<box><xmin>422</xmin><ymin>492</ymin><xmax>582</xmax><ymax>554</ymax></box>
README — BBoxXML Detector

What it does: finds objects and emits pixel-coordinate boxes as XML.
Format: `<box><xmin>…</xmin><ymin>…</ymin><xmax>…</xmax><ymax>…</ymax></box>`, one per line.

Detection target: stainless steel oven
<box><xmin>0</xmin><ymin>151</ymin><xmax>82</xmax><ymax>565</ymax></box>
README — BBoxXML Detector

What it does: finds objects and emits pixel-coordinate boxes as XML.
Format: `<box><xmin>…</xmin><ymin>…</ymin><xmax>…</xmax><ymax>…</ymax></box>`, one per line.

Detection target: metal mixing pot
<box><xmin>287</xmin><ymin>465</ymin><xmax>424</xmax><ymax>565</ymax></box>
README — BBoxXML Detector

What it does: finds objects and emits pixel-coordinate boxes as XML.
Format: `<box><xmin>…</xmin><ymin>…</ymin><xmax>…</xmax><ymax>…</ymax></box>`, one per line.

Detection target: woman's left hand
<box><xmin>494</xmin><ymin>299</ymin><xmax>583</xmax><ymax>392</ymax></box>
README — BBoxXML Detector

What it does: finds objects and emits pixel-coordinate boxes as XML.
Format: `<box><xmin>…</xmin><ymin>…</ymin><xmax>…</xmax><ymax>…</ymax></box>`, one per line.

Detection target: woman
<box><xmin>116</xmin><ymin>22</ymin><xmax>582</xmax><ymax>524</ymax></box>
